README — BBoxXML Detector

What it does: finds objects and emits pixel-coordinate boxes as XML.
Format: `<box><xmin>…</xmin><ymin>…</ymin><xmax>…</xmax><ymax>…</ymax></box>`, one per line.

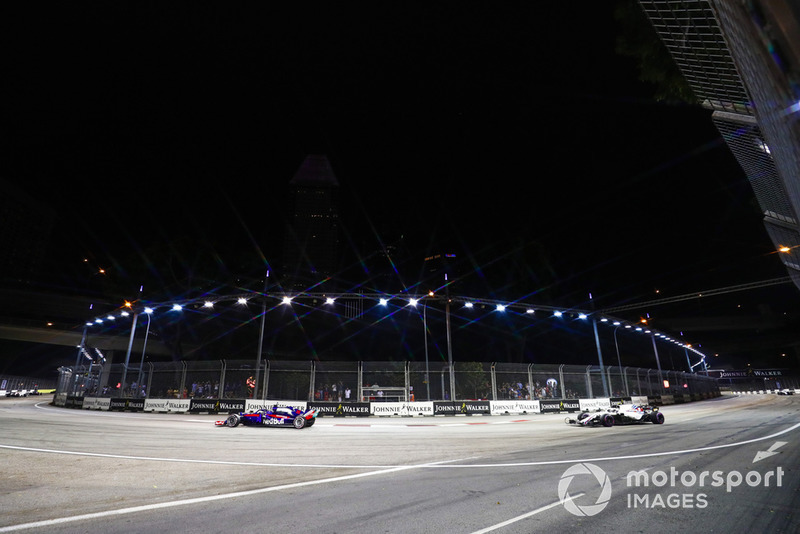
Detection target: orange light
<box><xmin>779</xmin><ymin>246</ymin><xmax>790</xmax><ymax>253</ymax></box>
<box><xmin>124</xmin><ymin>301</ymin><xmax>132</xmax><ymax>308</ymax></box>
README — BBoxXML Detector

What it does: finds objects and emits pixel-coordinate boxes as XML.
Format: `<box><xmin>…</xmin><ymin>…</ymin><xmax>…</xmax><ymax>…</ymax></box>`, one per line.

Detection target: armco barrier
<box><xmin>58</xmin><ymin>393</ymin><xmax>720</xmax><ymax>416</ymax></box>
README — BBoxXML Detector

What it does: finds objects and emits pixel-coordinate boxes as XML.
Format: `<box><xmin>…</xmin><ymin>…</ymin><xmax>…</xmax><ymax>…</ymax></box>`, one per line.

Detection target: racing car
<box><xmin>776</xmin><ymin>388</ymin><xmax>795</xmax><ymax>395</ymax></box>
<box><xmin>215</xmin><ymin>405</ymin><xmax>318</xmax><ymax>429</ymax></box>
<box><xmin>565</xmin><ymin>404</ymin><xmax>664</xmax><ymax>427</ymax></box>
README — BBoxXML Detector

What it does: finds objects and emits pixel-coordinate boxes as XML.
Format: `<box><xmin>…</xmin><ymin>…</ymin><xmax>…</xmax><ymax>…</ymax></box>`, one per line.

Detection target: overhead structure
<box><xmin>637</xmin><ymin>0</ymin><xmax>800</xmax><ymax>291</ymax></box>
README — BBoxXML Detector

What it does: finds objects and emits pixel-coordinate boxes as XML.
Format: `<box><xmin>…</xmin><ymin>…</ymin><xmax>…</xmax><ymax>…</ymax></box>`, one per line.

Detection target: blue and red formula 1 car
<box><xmin>215</xmin><ymin>405</ymin><xmax>318</xmax><ymax>429</ymax></box>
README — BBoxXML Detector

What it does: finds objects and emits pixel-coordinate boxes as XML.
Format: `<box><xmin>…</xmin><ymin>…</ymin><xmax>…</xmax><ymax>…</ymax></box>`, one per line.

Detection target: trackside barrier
<box><xmin>56</xmin><ymin>361</ymin><xmax>721</xmax><ymax>404</ymax></box>
<box><xmin>739</xmin><ymin>389</ymin><xmax>799</xmax><ymax>395</ymax></box>
<box><xmin>59</xmin><ymin>393</ymin><xmax>721</xmax><ymax>416</ymax></box>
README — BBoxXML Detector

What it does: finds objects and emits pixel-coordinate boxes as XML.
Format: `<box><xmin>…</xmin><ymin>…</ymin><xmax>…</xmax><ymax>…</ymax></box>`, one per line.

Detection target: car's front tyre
<box><xmin>226</xmin><ymin>414</ymin><xmax>240</xmax><ymax>427</ymax></box>
<box><xmin>652</xmin><ymin>412</ymin><xmax>665</xmax><ymax>424</ymax></box>
<box><xmin>293</xmin><ymin>415</ymin><xmax>307</xmax><ymax>429</ymax></box>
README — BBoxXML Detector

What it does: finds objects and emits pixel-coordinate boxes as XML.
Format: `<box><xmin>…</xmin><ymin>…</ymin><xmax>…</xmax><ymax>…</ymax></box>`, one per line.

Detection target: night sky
<box><xmin>6</xmin><ymin>2</ymin><xmax>799</xmax><ymax>372</ymax></box>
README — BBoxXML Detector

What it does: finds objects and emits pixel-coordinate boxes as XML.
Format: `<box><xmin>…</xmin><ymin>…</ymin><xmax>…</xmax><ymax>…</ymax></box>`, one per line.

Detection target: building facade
<box><xmin>281</xmin><ymin>154</ymin><xmax>341</xmax><ymax>291</ymax></box>
<box><xmin>637</xmin><ymin>0</ymin><xmax>800</xmax><ymax>291</ymax></box>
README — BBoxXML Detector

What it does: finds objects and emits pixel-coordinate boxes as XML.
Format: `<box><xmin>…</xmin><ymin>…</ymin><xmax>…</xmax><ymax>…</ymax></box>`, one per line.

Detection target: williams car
<box><xmin>565</xmin><ymin>404</ymin><xmax>664</xmax><ymax>427</ymax></box>
<box><xmin>215</xmin><ymin>405</ymin><xmax>318</xmax><ymax>429</ymax></box>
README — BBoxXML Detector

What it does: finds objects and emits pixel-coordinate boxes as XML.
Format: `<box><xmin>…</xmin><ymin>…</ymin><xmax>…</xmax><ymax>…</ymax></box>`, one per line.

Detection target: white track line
<box><xmin>3</xmin><ymin>420</ymin><xmax>798</xmax><ymax>469</ymax></box>
<box><xmin>0</xmin><ymin>457</ymin><xmax>471</xmax><ymax>533</ymax></box>
<box><xmin>470</xmin><ymin>493</ymin><xmax>586</xmax><ymax>534</ymax></box>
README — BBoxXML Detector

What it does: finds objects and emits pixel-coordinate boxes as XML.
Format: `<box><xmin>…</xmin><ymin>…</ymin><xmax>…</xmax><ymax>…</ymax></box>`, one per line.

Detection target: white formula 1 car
<box><xmin>565</xmin><ymin>404</ymin><xmax>664</xmax><ymax>427</ymax></box>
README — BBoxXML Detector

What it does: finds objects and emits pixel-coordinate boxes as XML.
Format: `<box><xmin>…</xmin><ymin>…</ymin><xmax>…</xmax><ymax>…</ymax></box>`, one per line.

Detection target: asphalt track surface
<box><xmin>1</xmin><ymin>394</ymin><xmax>798</xmax><ymax>534</ymax></box>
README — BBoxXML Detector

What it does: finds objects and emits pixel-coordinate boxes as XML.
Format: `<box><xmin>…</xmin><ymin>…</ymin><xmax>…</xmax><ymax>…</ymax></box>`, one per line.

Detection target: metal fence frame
<box><xmin>56</xmin><ymin>360</ymin><xmax>720</xmax><ymax>401</ymax></box>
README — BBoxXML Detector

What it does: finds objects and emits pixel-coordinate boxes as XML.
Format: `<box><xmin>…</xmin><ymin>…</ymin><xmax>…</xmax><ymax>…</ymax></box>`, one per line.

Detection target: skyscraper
<box><xmin>281</xmin><ymin>154</ymin><xmax>341</xmax><ymax>291</ymax></box>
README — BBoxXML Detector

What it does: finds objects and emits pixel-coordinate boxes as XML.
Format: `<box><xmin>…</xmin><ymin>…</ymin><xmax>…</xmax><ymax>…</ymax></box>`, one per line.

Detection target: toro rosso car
<box><xmin>215</xmin><ymin>405</ymin><xmax>318</xmax><ymax>429</ymax></box>
<box><xmin>565</xmin><ymin>404</ymin><xmax>664</xmax><ymax>427</ymax></box>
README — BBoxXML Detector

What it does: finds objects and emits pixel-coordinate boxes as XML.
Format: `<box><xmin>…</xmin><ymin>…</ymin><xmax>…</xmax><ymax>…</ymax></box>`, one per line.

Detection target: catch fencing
<box><xmin>55</xmin><ymin>359</ymin><xmax>719</xmax><ymax>402</ymax></box>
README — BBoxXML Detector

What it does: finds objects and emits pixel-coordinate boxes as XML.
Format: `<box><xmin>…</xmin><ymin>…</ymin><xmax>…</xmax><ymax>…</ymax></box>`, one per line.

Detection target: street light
<box><xmin>612</xmin><ymin>322</ymin><xmax>629</xmax><ymax>396</ymax></box>
<box><xmin>136</xmin><ymin>307</ymin><xmax>153</xmax><ymax>397</ymax></box>
<box><xmin>422</xmin><ymin>293</ymin><xmax>432</xmax><ymax>401</ymax></box>
<box><xmin>588</xmin><ymin>293</ymin><xmax>609</xmax><ymax>398</ymax></box>
<box><xmin>253</xmin><ymin>271</ymin><xmax>269</xmax><ymax>401</ymax></box>
<box><xmin>120</xmin><ymin>289</ymin><xmax>143</xmax><ymax>397</ymax></box>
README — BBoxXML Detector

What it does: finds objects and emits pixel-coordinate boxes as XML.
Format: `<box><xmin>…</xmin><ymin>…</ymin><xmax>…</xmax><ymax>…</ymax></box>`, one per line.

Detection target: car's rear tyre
<box><xmin>226</xmin><ymin>414</ymin><xmax>240</xmax><ymax>428</ymax></box>
<box><xmin>602</xmin><ymin>414</ymin><xmax>615</xmax><ymax>427</ymax></box>
<box><xmin>293</xmin><ymin>415</ymin><xmax>307</xmax><ymax>429</ymax></box>
<box><xmin>652</xmin><ymin>412</ymin><xmax>665</xmax><ymax>424</ymax></box>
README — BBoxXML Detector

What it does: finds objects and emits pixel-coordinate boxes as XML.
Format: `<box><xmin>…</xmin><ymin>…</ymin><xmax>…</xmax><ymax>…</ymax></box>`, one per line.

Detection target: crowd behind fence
<box><xmin>56</xmin><ymin>360</ymin><xmax>720</xmax><ymax>402</ymax></box>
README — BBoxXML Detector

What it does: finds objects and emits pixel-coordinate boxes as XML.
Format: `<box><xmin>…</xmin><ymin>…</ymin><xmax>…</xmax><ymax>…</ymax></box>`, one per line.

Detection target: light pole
<box><xmin>588</xmin><ymin>293</ymin><xmax>609</xmax><ymax>398</ymax></box>
<box><xmin>136</xmin><ymin>307</ymin><xmax>152</xmax><ymax>397</ymax></box>
<box><xmin>444</xmin><ymin>274</ymin><xmax>455</xmax><ymax>402</ymax></box>
<box><xmin>120</xmin><ymin>311</ymin><xmax>138</xmax><ymax>397</ymax></box>
<box><xmin>650</xmin><ymin>333</ymin><xmax>664</xmax><ymax>388</ymax></box>
<box><xmin>253</xmin><ymin>270</ymin><xmax>269</xmax><ymax>400</ymax></box>
<box><xmin>612</xmin><ymin>323</ymin><xmax>629</xmax><ymax>396</ymax></box>
<box><xmin>120</xmin><ymin>286</ymin><xmax>143</xmax><ymax>397</ymax></box>
<box><xmin>423</xmin><ymin>294</ymin><xmax>431</xmax><ymax>401</ymax></box>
